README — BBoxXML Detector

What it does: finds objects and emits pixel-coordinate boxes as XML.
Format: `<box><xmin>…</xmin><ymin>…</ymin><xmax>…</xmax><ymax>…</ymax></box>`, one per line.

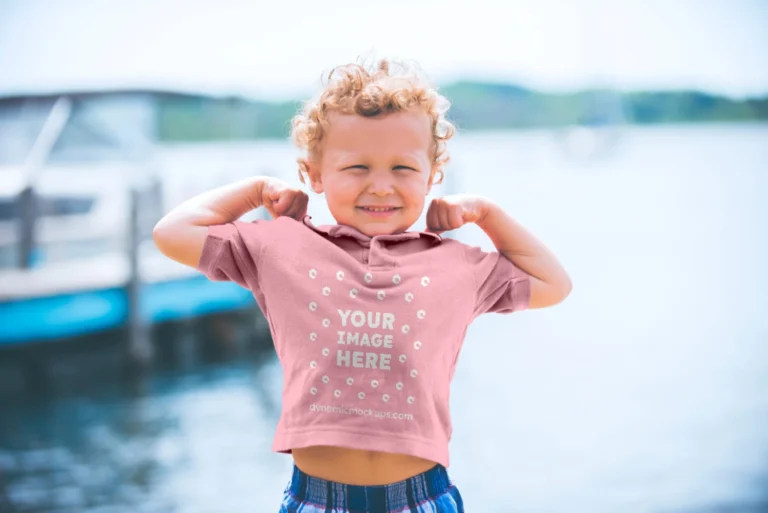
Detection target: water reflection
<box><xmin>0</xmin><ymin>309</ymin><xmax>289</xmax><ymax>513</ymax></box>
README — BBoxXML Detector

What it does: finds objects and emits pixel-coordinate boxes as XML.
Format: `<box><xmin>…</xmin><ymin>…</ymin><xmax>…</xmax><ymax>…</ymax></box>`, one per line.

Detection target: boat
<box><xmin>0</xmin><ymin>92</ymin><xmax>263</xmax><ymax>354</ymax></box>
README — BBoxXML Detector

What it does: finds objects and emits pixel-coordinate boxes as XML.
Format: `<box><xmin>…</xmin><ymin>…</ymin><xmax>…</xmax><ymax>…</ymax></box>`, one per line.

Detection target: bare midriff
<box><xmin>291</xmin><ymin>446</ymin><xmax>439</xmax><ymax>486</ymax></box>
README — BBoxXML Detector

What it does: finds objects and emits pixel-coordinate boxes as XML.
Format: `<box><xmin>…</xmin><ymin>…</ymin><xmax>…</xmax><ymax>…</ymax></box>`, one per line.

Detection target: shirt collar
<box><xmin>302</xmin><ymin>215</ymin><xmax>442</xmax><ymax>245</ymax></box>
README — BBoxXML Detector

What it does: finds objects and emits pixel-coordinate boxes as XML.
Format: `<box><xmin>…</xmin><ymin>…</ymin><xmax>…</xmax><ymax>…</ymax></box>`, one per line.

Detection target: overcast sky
<box><xmin>0</xmin><ymin>0</ymin><xmax>766</xmax><ymax>100</ymax></box>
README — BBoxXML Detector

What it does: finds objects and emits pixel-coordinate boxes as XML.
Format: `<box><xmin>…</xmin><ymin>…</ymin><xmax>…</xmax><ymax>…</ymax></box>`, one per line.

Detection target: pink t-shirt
<box><xmin>196</xmin><ymin>215</ymin><xmax>530</xmax><ymax>467</ymax></box>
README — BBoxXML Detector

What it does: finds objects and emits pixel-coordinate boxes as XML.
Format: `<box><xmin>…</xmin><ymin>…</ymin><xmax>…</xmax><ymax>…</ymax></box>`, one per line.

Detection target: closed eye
<box><xmin>341</xmin><ymin>165</ymin><xmax>418</xmax><ymax>171</ymax></box>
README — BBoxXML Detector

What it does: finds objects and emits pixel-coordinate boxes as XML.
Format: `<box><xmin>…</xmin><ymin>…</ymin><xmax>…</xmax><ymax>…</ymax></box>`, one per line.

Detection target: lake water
<box><xmin>1</xmin><ymin>124</ymin><xmax>767</xmax><ymax>512</ymax></box>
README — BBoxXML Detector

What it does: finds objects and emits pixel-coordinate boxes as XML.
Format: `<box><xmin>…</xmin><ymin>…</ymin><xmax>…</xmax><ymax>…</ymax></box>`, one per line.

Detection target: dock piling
<box><xmin>126</xmin><ymin>186</ymin><xmax>153</xmax><ymax>367</ymax></box>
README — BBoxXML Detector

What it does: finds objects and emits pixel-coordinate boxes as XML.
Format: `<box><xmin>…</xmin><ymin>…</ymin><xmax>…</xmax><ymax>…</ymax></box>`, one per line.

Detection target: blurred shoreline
<box><xmin>1</xmin><ymin>82</ymin><xmax>765</xmax><ymax>145</ymax></box>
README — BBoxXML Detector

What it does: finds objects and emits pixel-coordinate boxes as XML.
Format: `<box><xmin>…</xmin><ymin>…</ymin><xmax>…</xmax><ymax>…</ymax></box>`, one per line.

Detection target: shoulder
<box><xmin>434</xmin><ymin>237</ymin><xmax>485</xmax><ymax>261</ymax></box>
<box><xmin>235</xmin><ymin>215</ymin><xmax>314</xmax><ymax>238</ymax></box>
<box><xmin>253</xmin><ymin>216</ymin><xmax>333</xmax><ymax>256</ymax></box>
<box><xmin>211</xmin><ymin>217</ymin><xmax>315</xmax><ymax>258</ymax></box>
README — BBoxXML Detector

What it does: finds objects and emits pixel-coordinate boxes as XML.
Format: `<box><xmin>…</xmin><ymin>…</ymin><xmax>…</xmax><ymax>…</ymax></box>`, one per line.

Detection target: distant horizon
<box><xmin>1</xmin><ymin>76</ymin><xmax>767</xmax><ymax>103</ymax></box>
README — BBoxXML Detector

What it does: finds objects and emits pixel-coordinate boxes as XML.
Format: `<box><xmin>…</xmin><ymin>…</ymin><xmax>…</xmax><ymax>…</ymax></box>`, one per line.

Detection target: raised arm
<box><xmin>474</xmin><ymin>201</ymin><xmax>572</xmax><ymax>309</ymax></box>
<box><xmin>152</xmin><ymin>176</ymin><xmax>307</xmax><ymax>268</ymax></box>
<box><xmin>426</xmin><ymin>194</ymin><xmax>572</xmax><ymax>310</ymax></box>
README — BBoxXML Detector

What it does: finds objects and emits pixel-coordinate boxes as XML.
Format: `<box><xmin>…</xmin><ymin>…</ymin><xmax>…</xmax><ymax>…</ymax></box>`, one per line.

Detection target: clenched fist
<box><xmin>425</xmin><ymin>194</ymin><xmax>490</xmax><ymax>233</ymax></box>
<box><xmin>260</xmin><ymin>177</ymin><xmax>309</xmax><ymax>220</ymax></box>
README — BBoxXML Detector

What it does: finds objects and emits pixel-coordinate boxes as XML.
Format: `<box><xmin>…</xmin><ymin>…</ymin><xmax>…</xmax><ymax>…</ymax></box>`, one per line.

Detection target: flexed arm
<box><xmin>426</xmin><ymin>194</ymin><xmax>572</xmax><ymax>309</ymax></box>
<box><xmin>152</xmin><ymin>176</ymin><xmax>308</xmax><ymax>268</ymax></box>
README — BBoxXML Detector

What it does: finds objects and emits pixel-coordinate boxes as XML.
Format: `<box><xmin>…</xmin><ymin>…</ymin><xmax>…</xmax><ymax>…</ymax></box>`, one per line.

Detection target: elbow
<box><xmin>152</xmin><ymin>219</ymin><xmax>173</xmax><ymax>256</ymax></box>
<box><xmin>555</xmin><ymin>276</ymin><xmax>573</xmax><ymax>304</ymax></box>
<box><xmin>151</xmin><ymin>218</ymin><xmax>208</xmax><ymax>269</ymax></box>
<box><xmin>529</xmin><ymin>275</ymin><xmax>572</xmax><ymax>309</ymax></box>
<box><xmin>546</xmin><ymin>275</ymin><xmax>572</xmax><ymax>307</ymax></box>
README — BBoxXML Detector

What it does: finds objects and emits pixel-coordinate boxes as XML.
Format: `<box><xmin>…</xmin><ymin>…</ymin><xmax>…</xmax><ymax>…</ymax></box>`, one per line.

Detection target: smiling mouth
<box><xmin>356</xmin><ymin>206</ymin><xmax>401</xmax><ymax>212</ymax></box>
<box><xmin>356</xmin><ymin>206</ymin><xmax>402</xmax><ymax>217</ymax></box>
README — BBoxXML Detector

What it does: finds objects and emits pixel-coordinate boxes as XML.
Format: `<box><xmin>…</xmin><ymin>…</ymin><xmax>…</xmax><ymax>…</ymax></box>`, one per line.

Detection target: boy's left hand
<box><xmin>425</xmin><ymin>194</ymin><xmax>490</xmax><ymax>233</ymax></box>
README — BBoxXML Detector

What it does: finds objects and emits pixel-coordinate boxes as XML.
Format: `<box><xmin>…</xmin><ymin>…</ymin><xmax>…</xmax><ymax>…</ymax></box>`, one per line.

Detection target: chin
<box><xmin>358</xmin><ymin>224</ymin><xmax>398</xmax><ymax>237</ymax></box>
<box><xmin>332</xmin><ymin>210</ymin><xmax>418</xmax><ymax>237</ymax></box>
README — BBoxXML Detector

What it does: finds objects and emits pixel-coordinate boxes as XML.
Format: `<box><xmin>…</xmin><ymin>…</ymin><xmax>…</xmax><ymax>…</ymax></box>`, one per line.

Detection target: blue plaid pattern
<box><xmin>279</xmin><ymin>463</ymin><xmax>464</xmax><ymax>512</ymax></box>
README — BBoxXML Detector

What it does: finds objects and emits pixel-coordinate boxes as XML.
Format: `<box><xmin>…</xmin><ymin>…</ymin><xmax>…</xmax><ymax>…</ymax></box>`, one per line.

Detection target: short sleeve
<box><xmin>464</xmin><ymin>244</ymin><xmax>531</xmax><ymax>316</ymax></box>
<box><xmin>196</xmin><ymin>220</ymin><xmax>267</xmax><ymax>291</ymax></box>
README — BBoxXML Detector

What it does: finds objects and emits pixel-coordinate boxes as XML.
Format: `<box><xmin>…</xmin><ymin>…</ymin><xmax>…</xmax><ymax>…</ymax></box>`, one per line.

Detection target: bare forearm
<box><xmin>152</xmin><ymin>176</ymin><xmax>269</xmax><ymax>268</ymax></box>
<box><xmin>477</xmin><ymin>201</ymin><xmax>571</xmax><ymax>291</ymax></box>
<box><xmin>156</xmin><ymin>176</ymin><xmax>268</xmax><ymax>229</ymax></box>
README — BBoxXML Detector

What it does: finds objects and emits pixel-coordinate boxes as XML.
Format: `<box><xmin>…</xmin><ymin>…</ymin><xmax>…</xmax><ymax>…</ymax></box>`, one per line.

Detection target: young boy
<box><xmin>153</xmin><ymin>58</ymin><xmax>572</xmax><ymax>512</ymax></box>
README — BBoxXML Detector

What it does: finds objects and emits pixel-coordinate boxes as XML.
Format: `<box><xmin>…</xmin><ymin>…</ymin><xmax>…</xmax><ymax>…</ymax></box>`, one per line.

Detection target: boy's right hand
<box><xmin>260</xmin><ymin>177</ymin><xmax>309</xmax><ymax>220</ymax></box>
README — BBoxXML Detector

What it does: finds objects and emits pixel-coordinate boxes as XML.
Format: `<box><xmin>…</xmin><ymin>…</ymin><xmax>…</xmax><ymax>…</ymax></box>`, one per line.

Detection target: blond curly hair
<box><xmin>291</xmin><ymin>57</ymin><xmax>456</xmax><ymax>185</ymax></box>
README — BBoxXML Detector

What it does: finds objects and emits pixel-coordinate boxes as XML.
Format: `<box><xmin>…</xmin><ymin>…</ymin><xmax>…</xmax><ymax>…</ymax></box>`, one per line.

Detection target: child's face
<box><xmin>307</xmin><ymin>110</ymin><xmax>437</xmax><ymax>237</ymax></box>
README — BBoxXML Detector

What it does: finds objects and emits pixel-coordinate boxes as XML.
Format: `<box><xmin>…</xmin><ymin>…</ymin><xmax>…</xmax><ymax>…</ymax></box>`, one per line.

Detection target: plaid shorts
<box><xmin>279</xmin><ymin>462</ymin><xmax>464</xmax><ymax>513</ymax></box>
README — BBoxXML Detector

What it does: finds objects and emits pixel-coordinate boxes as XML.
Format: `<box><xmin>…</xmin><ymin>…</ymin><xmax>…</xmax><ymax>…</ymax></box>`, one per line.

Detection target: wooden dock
<box><xmin>0</xmin><ymin>92</ymin><xmax>289</xmax><ymax>363</ymax></box>
<box><xmin>0</xmin><ymin>244</ymin><xmax>256</xmax><ymax>347</ymax></box>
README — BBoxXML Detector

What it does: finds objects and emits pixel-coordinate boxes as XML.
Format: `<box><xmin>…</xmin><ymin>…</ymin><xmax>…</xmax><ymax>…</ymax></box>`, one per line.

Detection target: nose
<box><xmin>366</xmin><ymin>169</ymin><xmax>395</xmax><ymax>197</ymax></box>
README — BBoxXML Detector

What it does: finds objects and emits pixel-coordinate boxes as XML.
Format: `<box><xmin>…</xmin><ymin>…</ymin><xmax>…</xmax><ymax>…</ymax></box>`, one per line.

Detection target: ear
<box><xmin>303</xmin><ymin>159</ymin><xmax>324</xmax><ymax>194</ymax></box>
<box><xmin>426</xmin><ymin>164</ymin><xmax>444</xmax><ymax>195</ymax></box>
